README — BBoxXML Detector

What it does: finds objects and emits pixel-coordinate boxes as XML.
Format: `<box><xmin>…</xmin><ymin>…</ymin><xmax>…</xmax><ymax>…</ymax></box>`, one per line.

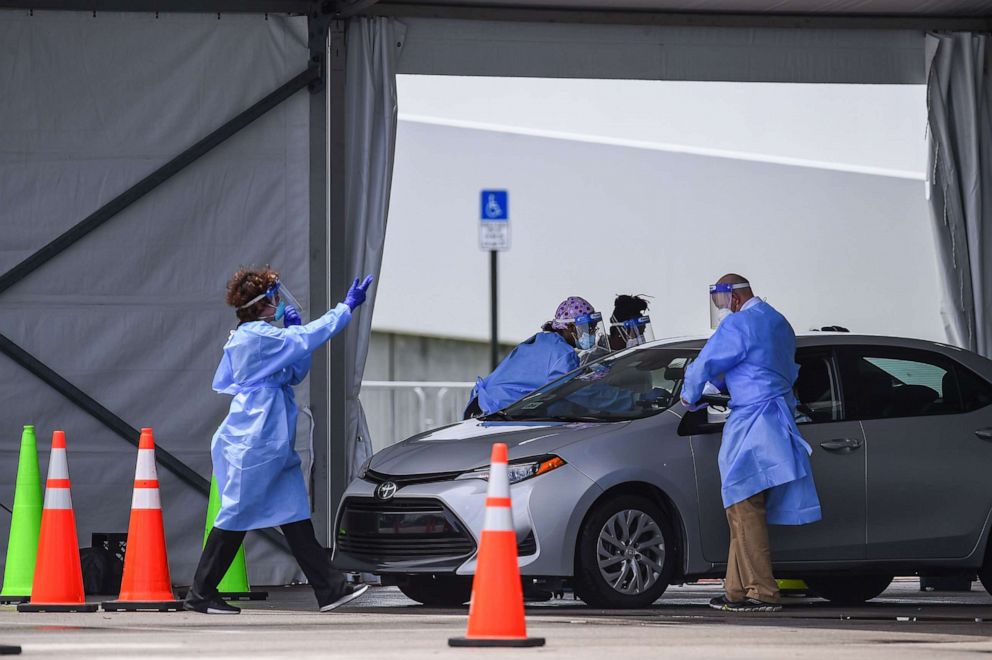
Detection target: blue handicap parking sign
<box><xmin>480</xmin><ymin>190</ymin><xmax>508</xmax><ymax>221</ymax></box>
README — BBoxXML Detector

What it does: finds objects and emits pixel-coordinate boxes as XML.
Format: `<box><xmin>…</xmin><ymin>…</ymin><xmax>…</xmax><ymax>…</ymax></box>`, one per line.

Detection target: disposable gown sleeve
<box><xmin>682</xmin><ymin>319</ymin><xmax>748</xmax><ymax>404</ymax></box>
<box><xmin>212</xmin><ymin>351</ymin><xmax>239</xmax><ymax>395</ymax></box>
<box><xmin>288</xmin><ymin>355</ymin><xmax>313</xmax><ymax>386</ymax></box>
<box><xmin>548</xmin><ymin>349</ymin><xmax>580</xmax><ymax>381</ymax></box>
<box><xmin>246</xmin><ymin>303</ymin><xmax>352</xmax><ymax>383</ymax></box>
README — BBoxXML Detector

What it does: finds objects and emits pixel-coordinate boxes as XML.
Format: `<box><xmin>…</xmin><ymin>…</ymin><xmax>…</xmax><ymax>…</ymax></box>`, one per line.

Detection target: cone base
<box><xmin>101</xmin><ymin>600</ymin><xmax>184</xmax><ymax>612</ymax></box>
<box><xmin>0</xmin><ymin>596</ymin><xmax>30</xmax><ymax>604</ymax></box>
<box><xmin>0</xmin><ymin>644</ymin><xmax>22</xmax><ymax>655</ymax></box>
<box><xmin>17</xmin><ymin>602</ymin><xmax>99</xmax><ymax>613</ymax></box>
<box><xmin>448</xmin><ymin>637</ymin><xmax>546</xmax><ymax>648</ymax></box>
<box><xmin>221</xmin><ymin>591</ymin><xmax>268</xmax><ymax>601</ymax></box>
<box><xmin>178</xmin><ymin>588</ymin><xmax>268</xmax><ymax>601</ymax></box>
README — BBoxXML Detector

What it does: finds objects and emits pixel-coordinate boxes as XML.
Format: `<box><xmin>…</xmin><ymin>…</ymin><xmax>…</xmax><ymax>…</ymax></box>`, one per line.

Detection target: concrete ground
<box><xmin>2</xmin><ymin>579</ymin><xmax>992</xmax><ymax>659</ymax></box>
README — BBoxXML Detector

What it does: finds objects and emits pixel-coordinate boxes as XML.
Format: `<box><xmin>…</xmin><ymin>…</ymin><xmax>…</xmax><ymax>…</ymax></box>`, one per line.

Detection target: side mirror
<box><xmin>663</xmin><ymin>366</ymin><xmax>685</xmax><ymax>380</ymax></box>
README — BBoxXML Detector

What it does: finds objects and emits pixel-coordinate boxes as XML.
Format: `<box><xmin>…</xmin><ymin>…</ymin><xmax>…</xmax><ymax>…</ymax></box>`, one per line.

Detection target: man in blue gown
<box><xmin>681</xmin><ymin>274</ymin><xmax>821</xmax><ymax>613</ymax></box>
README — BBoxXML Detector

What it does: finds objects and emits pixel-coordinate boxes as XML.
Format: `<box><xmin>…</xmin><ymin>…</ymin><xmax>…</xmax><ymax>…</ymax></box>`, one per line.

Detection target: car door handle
<box><xmin>819</xmin><ymin>438</ymin><xmax>863</xmax><ymax>452</ymax></box>
<box><xmin>975</xmin><ymin>428</ymin><xmax>992</xmax><ymax>441</ymax></box>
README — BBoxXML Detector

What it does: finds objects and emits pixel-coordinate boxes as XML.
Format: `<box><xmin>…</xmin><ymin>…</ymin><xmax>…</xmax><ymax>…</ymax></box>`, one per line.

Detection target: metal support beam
<box><xmin>308</xmin><ymin>7</ymin><xmax>332</xmax><ymax>546</ymax></box>
<box><xmin>0</xmin><ymin>333</ymin><xmax>290</xmax><ymax>551</ymax></box>
<box><xmin>327</xmin><ymin>18</ymin><xmax>350</xmax><ymax>542</ymax></box>
<box><xmin>0</xmin><ymin>65</ymin><xmax>319</xmax><ymax>297</ymax></box>
<box><xmin>0</xmin><ymin>1</ymin><xmax>311</xmax><ymax>11</ymax></box>
<box><xmin>362</xmin><ymin>2</ymin><xmax>992</xmax><ymax>31</ymax></box>
<box><xmin>0</xmin><ymin>333</ymin><xmax>208</xmax><ymax>493</ymax></box>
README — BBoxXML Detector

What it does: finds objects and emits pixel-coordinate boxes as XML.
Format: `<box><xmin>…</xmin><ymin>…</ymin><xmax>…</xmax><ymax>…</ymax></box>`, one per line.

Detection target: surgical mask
<box><xmin>274</xmin><ymin>300</ymin><xmax>286</xmax><ymax>321</ymax></box>
<box><xmin>577</xmin><ymin>333</ymin><xmax>596</xmax><ymax>350</ymax></box>
<box><xmin>715</xmin><ymin>308</ymin><xmax>732</xmax><ymax>325</ymax></box>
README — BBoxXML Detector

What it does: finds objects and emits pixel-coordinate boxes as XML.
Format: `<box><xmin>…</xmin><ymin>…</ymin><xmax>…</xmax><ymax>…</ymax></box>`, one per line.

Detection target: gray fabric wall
<box><xmin>397</xmin><ymin>18</ymin><xmax>926</xmax><ymax>83</ymax></box>
<box><xmin>0</xmin><ymin>11</ymin><xmax>311</xmax><ymax>585</ymax></box>
<box><xmin>926</xmin><ymin>32</ymin><xmax>992</xmax><ymax>357</ymax></box>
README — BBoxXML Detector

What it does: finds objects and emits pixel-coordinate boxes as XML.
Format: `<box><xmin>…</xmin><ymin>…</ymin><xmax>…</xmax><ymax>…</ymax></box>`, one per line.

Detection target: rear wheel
<box><xmin>574</xmin><ymin>495</ymin><xmax>676</xmax><ymax>608</ymax></box>
<box><xmin>804</xmin><ymin>575</ymin><xmax>893</xmax><ymax>604</ymax></box>
<box><xmin>396</xmin><ymin>575</ymin><xmax>472</xmax><ymax>607</ymax></box>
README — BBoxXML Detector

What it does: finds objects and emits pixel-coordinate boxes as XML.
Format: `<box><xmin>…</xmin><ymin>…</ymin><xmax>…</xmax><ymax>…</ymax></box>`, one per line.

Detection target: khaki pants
<box><xmin>724</xmin><ymin>491</ymin><xmax>779</xmax><ymax>603</ymax></box>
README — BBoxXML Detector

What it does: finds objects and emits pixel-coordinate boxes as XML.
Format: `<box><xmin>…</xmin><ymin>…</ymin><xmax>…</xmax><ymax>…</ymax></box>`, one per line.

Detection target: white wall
<box><xmin>376</xmin><ymin>79</ymin><xmax>943</xmax><ymax>347</ymax></box>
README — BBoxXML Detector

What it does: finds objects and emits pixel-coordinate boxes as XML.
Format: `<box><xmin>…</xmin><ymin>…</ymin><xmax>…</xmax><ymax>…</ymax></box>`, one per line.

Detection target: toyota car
<box><xmin>332</xmin><ymin>334</ymin><xmax>992</xmax><ymax>608</ymax></box>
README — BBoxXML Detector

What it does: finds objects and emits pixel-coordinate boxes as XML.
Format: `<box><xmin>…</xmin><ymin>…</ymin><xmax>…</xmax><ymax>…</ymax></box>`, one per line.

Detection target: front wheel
<box><xmin>804</xmin><ymin>575</ymin><xmax>893</xmax><ymax>604</ymax></box>
<box><xmin>573</xmin><ymin>495</ymin><xmax>676</xmax><ymax>608</ymax></box>
<box><xmin>396</xmin><ymin>575</ymin><xmax>472</xmax><ymax>606</ymax></box>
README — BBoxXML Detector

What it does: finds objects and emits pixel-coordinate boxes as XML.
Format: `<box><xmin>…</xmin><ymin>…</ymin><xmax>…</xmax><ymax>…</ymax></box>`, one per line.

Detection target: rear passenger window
<box><xmin>839</xmin><ymin>347</ymin><xmax>992</xmax><ymax>419</ymax></box>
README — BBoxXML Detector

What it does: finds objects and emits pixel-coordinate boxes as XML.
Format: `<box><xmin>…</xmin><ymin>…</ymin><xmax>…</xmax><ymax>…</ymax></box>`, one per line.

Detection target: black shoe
<box><xmin>319</xmin><ymin>584</ymin><xmax>369</xmax><ymax>612</ymax></box>
<box><xmin>708</xmin><ymin>595</ymin><xmax>741</xmax><ymax>610</ymax></box>
<box><xmin>723</xmin><ymin>597</ymin><xmax>782</xmax><ymax>613</ymax></box>
<box><xmin>183</xmin><ymin>590</ymin><xmax>241</xmax><ymax>615</ymax></box>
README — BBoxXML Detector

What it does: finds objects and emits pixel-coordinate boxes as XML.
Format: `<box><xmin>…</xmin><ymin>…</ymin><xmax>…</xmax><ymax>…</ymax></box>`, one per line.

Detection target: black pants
<box><xmin>189</xmin><ymin>518</ymin><xmax>347</xmax><ymax>607</ymax></box>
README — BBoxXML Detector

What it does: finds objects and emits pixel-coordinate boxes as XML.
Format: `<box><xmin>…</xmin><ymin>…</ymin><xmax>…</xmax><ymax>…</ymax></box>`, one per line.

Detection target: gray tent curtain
<box><xmin>343</xmin><ymin>17</ymin><xmax>406</xmax><ymax>476</ymax></box>
<box><xmin>926</xmin><ymin>32</ymin><xmax>992</xmax><ymax>357</ymax></box>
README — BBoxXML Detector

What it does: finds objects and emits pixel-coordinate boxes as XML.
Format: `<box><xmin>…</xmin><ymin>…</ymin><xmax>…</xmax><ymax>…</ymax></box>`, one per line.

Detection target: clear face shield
<box><xmin>709</xmin><ymin>282</ymin><xmax>749</xmax><ymax>329</ymax></box>
<box><xmin>572</xmin><ymin>312</ymin><xmax>611</xmax><ymax>364</ymax></box>
<box><xmin>237</xmin><ymin>280</ymin><xmax>306</xmax><ymax>323</ymax></box>
<box><xmin>613</xmin><ymin>315</ymin><xmax>655</xmax><ymax>348</ymax></box>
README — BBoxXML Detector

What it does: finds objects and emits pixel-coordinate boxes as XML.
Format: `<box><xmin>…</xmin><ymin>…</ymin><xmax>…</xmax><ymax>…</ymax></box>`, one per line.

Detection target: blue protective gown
<box><xmin>470</xmin><ymin>332</ymin><xmax>580</xmax><ymax>415</ymax></box>
<box><xmin>211</xmin><ymin>304</ymin><xmax>352</xmax><ymax>531</ymax></box>
<box><xmin>682</xmin><ymin>300</ymin><xmax>821</xmax><ymax>525</ymax></box>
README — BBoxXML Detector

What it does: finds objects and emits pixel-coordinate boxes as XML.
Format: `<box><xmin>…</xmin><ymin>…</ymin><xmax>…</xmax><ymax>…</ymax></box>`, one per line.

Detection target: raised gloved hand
<box><xmin>283</xmin><ymin>305</ymin><xmax>302</xmax><ymax>327</ymax></box>
<box><xmin>343</xmin><ymin>274</ymin><xmax>375</xmax><ymax>311</ymax></box>
<box><xmin>680</xmin><ymin>397</ymin><xmax>708</xmax><ymax>412</ymax></box>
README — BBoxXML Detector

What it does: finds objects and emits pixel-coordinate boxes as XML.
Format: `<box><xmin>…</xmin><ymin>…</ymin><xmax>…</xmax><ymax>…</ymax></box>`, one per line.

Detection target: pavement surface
<box><xmin>2</xmin><ymin>579</ymin><xmax>992</xmax><ymax>659</ymax></box>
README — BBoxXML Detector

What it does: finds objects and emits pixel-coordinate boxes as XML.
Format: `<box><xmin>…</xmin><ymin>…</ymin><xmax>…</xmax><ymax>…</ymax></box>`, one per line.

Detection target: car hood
<box><xmin>369</xmin><ymin>419</ymin><xmax>628</xmax><ymax>476</ymax></box>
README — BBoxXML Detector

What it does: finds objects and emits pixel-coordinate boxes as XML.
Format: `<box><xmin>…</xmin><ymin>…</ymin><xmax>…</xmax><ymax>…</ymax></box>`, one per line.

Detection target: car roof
<box><xmin>639</xmin><ymin>333</ymin><xmax>992</xmax><ymax>378</ymax></box>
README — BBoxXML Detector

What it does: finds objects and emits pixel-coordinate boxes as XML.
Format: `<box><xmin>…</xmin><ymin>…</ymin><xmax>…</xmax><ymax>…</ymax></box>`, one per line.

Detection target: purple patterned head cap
<box><xmin>547</xmin><ymin>296</ymin><xmax>595</xmax><ymax>331</ymax></box>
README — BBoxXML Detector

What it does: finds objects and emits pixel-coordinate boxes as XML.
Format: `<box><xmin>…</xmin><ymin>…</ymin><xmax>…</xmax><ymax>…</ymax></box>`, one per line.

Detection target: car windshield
<box><xmin>494</xmin><ymin>347</ymin><xmax>699</xmax><ymax>422</ymax></box>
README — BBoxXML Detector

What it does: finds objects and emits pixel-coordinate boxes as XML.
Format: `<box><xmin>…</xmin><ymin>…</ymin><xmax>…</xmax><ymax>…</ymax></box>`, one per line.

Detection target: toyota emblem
<box><xmin>375</xmin><ymin>481</ymin><xmax>398</xmax><ymax>501</ymax></box>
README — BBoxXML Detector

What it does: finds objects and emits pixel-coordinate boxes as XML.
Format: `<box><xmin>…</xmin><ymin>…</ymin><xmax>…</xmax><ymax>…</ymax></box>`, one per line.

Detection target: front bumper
<box><xmin>331</xmin><ymin>464</ymin><xmax>595</xmax><ymax>577</ymax></box>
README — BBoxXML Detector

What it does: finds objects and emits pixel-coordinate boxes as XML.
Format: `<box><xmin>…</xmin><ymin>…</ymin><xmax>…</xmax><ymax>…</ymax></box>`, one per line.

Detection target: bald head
<box><xmin>716</xmin><ymin>273</ymin><xmax>754</xmax><ymax>312</ymax></box>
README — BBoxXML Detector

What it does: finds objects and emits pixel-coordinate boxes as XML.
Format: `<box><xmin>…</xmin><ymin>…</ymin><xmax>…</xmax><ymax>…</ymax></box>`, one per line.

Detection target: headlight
<box><xmin>455</xmin><ymin>456</ymin><xmax>566</xmax><ymax>484</ymax></box>
<box><xmin>357</xmin><ymin>457</ymin><xmax>372</xmax><ymax>480</ymax></box>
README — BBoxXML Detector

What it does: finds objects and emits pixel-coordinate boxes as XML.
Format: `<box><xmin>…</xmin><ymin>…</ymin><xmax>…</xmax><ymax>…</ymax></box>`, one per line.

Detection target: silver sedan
<box><xmin>332</xmin><ymin>334</ymin><xmax>992</xmax><ymax>608</ymax></box>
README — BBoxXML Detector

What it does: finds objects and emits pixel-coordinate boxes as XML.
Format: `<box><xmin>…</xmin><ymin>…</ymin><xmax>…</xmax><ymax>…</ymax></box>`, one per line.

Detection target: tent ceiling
<box><xmin>3</xmin><ymin>0</ymin><xmax>990</xmax><ymax>19</ymax></box>
<box><xmin>380</xmin><ymin>0</ymin><xmax>992</xmax><ymax>15</ymax></box>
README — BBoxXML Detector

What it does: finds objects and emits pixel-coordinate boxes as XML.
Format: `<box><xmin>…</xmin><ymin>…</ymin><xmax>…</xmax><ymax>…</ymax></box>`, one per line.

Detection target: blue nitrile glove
<box><xmin>283</xmin><ymin>305</ymin><xmax>302</xmax><ymax>327</ymax></box>
<box><xmin>680</xmin><ymin>397</ymin><xmax>707</xmax><ymax>412</ymax></box>
<box><xmin>343</xmin><ymin>274</ymin><xmax>374</xmax><ymax>311</ymax></box>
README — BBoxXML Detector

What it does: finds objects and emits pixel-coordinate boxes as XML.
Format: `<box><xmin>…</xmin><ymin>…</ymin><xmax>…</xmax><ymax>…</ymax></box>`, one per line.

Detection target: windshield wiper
<box><xmin>480</xmin><ymin>410</ymin><xmax>515</xmax><ymax>421</ymax></box>
<box><xmin>514</xmin><ymin>415</ymin><xmax>611</xmax><ymax>423</ymax></box>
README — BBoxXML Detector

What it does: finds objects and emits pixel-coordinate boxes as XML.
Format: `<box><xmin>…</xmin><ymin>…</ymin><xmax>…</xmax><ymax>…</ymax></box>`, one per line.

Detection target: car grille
<box><xmin>336</xmin><ymin>497</ymin><xmax>476</xmax><ymax>562</ymax></box>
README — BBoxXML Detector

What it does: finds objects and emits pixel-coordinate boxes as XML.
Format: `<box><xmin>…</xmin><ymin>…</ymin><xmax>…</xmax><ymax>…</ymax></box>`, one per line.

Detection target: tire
<box><xmin>396</xmin><ymin>575</ymin><xmax>472</xmax><ymax>607</ymax></box>
<box><xmin>804</xmin><ymin>575</ymin><xmax>893</xmax><ymax>604</ymax></box>
<box><xmin>978</xmin><ymin>547</ymin><xmax>992</xmax><ymax>597</ymax></box>
<box><xmin>574</xmin><ymin>494</ymin><xmax>676</xmax><ymax>608</ymax></box>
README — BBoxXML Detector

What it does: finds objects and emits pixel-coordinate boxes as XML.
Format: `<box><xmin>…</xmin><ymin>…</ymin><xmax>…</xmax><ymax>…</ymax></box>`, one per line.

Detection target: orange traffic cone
<box><xmin>449</xmin><ymin>443</ymin><xmax>545</xmax><ymax>648</ymax></box>
<box><xmin>17</xmin><ymin>431</ymin><xmax>98</xmax><ymax>613</ymax></box>
<box><xmin>102</xmin><ymin>428</ymin><xmax>183</xmax><ymax>612</ymax></box>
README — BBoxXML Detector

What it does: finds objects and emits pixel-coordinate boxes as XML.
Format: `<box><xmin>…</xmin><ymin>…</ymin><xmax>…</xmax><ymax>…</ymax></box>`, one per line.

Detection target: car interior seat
<box><xmin>883</xmin><ymin>384</ymin><xmax>939</xmax><ymax>418</ymax></box>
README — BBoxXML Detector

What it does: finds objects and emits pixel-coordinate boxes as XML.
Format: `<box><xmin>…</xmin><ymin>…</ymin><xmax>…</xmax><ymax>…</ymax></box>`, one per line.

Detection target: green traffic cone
<box><xmin>0</xmin><ymin>426</ymin><xmax>43</xmax><ymax>604</ymax></box>
<box><xmin>202</xmin><ymin>476</ymin><xmax>267</xmax><ymax>600</ymax></box>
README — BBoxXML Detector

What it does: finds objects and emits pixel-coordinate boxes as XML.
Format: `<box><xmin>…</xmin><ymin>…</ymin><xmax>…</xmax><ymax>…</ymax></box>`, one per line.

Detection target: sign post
<box><xmin>480</xmin><ymin>190</ymin><xmax>509</xmax><ymax>370</ymax></box>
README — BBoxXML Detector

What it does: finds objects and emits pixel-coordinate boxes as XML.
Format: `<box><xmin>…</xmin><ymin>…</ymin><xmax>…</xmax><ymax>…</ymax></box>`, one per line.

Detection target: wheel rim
<box><xmin>596</xmin><ymin>508</ymin><xmax>666</xmax><ymax>596</ymax></box>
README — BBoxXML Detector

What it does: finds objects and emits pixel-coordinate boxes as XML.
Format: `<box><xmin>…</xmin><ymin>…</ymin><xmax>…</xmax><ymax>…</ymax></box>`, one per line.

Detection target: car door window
<box><xmin>838</xmin><ymin>347</ymin><xmax>989</xmax><ymax>420</ymax></box>
<box><xmin>794</xmin><ymin>351</ymin><xmax>843</xmax><ymax>424</ymax></box>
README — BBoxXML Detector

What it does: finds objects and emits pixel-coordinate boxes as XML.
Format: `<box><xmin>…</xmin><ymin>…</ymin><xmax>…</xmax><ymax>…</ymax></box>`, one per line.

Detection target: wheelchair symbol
<box><xmin>485</xmin><ymin>194</ymin><xmax>503</xmax><ymax>219</ymax></box>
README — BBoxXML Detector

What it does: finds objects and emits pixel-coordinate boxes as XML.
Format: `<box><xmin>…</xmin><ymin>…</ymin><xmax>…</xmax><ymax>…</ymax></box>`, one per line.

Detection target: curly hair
<box><xmin>226</xmin><ymin>266</ymin><xmax>280</xmax><ymax>324</ymax></box>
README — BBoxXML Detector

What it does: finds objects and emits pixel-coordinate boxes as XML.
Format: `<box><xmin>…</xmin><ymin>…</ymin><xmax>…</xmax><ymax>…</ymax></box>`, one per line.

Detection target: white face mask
<box><xmin>715</xmin><ymin>308</ymin><xmax>732</xmax><ymax>325</ymax></box>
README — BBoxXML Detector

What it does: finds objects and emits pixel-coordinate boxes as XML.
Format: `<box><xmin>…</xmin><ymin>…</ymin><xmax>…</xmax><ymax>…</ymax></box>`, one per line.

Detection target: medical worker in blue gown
<box><xmin>464</xmin><ymin>296</ymin><xmax>600</xmax><ymax>417</ymax></box>
<box><xmin>681</xmin><ymin>274</ymin><xmax>821</xmax><ymax>613</ymax></box>
<box><xmin>184</xmin><ymin>267</ymin><xmax>374</xmax><ymax>615</ymax></box>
